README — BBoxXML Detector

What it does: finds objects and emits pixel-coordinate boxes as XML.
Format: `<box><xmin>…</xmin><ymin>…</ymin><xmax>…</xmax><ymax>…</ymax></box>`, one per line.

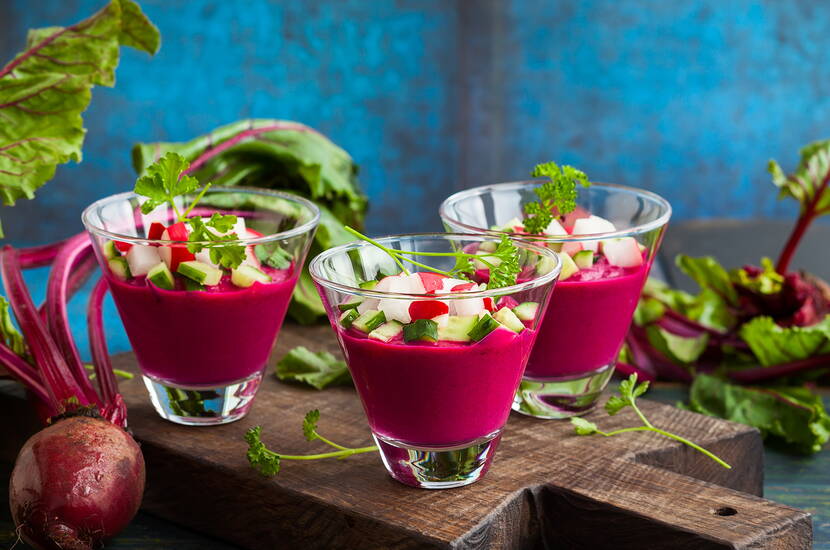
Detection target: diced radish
<box><xmin>572</xmin><ymin>216</ymin><xmax>616</xmax><ymax>251</ymax></box>
<box><xmin>230</xmin><ymin>217</ymin><xmax>247</xmax><ymax>238</ymax></box>
<box><xmin>409</xmin><ymin>300</ymin><xmax>449</xmax><ymax>320</ymax></box>
<box><xmin>483</xmin><ymin>297</ymin><xmax>495</xmax><ymax>312</ymax></box>
<box><xmin>497</xmin><ymin>296</ymin><xmax>520</xmax><ymax>310</ymax></box>
<box><xmin>194</xmin><ymin>250</ymin><xmax>218</xmax><ymax>268</ymax></box>
<box><xmin>603</xmin><ymin>237</ymin><xmax>644</xmax><ymax>268</ymax></box>
<box><xmin>159</xmin><ymin>228</ymin><xmax>195</xmax><ymax>271</ymax></box>
<box><xmin>561</xmin><ymin>241</ymin><xmax>583</xmax><ymax>257</ymax></box>
<box><xmin>435</xmin><ymin>278</ymin><xmax>471</xmax><ymax>294</ymax></box>
<box><xmin>417</xmin><ymin>272</ymin><xmax>447</xmax><ymax>293</ymax></box>
<box><xmin>113</xmin><ymin>241</ymin><xmax>132</xmax><ymax>254</ymax></box>
<box><xmin>356</xmin><ymin>298</ymin><xmax>379</xmax><ymax>314</ymax></box>
<box><xmin>543</xmin><ymin>219</ymin><xmax>567</xmax><ymax>236</ymax></box>
<box><xmin>125</xmin><ymin>245</ymin><xmax>162</xmax><ymax>277</ymax></box>
<box><xmin>451</xmin><ymin>282</ymin><xmax>476</xmax><ymax>292</ymax></box>
<box><xmin>404</xmin><ymin>273</ymin><xmax>426</xmax><ymax>294</ymax></box>
<box><xmin>246</xmin><ymin>228</ymin><xmax>264</xmax><ymax>238</ymax></box>
<box><xmin>147</xmin><ymin>222</ymin><xmax>166</xmax><ymax>241</ymax></box>
<box><xmin>374</xmin><ymin>275</ymin><xmax>396</xmax><ymax>293</ymax></box>
<box><xmin>166</xmin><ymin>222</ymin><xmax>188</xmax><ymax>241</ymax></box>
<box><xmin>452</xmin><ymin>296</ymin><xmax>485</xmax><ymax>317</ymax></box>
<box><xmin>378</xmin><ymin>275</ymin><xmax>417</xmax><ymax>323</ymax></box>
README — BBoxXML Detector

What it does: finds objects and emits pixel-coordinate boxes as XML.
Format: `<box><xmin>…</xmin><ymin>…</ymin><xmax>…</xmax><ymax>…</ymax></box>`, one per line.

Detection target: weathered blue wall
<box><xmin>2</xmin><ymin>0</ymin><xmax>828</xmax><ymax>245</ymax></box>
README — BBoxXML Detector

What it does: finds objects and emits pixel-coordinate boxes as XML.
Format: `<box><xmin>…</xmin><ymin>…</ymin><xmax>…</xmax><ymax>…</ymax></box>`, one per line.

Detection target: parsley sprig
<box><xmin>245</xmin><ymin>410</ymin><xmax>379</xmax><ymax>476</ymax></box>
<box><xmin>523</xmin><ymin>161</ymin><xmax>592</xmax><ymax>234</ymax></box>
<box><xmin>343</xmin><ymin>227</ymin><xmax>522</xmax><ymax>289</ymax></box>
<box><xmin>134</xmin><ymin>152</ymin><xmax>246</xmax><ymax>269</ymax></box>
<box><xmin>571</xmin><ymin>374</ymin><xmax>731</xmax><ymax>469</ymax></box>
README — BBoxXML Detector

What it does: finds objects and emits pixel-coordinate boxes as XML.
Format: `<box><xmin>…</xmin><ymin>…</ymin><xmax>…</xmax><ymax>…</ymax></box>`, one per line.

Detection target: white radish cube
<box><xmin>126</xmin><ymin>244</ymin><xmax>162</xmax><ymax>277</ymax></box>
<box><xmin>453</xmin><ymin>297</ymin><xmax>485</xmax><ymax>317</ymax></box>
<box><xmin>403</xmin><ymin>273</ymin><xmax>426</xmax><ymax>294</ymax></box>
<box><xmin>543</xmin><ymin>219</ymin><xmax>567</xmax><ymax>236</ymax></box>
<box><xmin>231</xmin><ymin>217</ymin><xmax>247</xmax><ymax>238</ymax></box>
<box><xmin>434</xmin><ymin>278</ymin><xmax>473</xmax><ymax>295</ymax></box>
<box><xmin>374</xmin><ymin>275</ymin><xmax>396</xmax><ymax>292</ymax></box>
<box><xmin>378</xmin><ymin>299</ymin><xmax>411</xmax><ymax>323</ymax></box>
<box><xmin>603</xmin><ymin>237</ymin><xmax>644</xmax><ymax>268</ymax></box>
<box><xmin>195</xmin><ymin>249</ymin><xmax>219</xmax><ymax>268</ymax></box>
<box><xmin>561</xmin><ymin>241</ymin><xmax>583</xmax><ymax>257</ymax></box>
<box><xmin>243</xmin><ymin>246</ymin><xmax>261</xmax><ymax>269</ymax></box>
<box><xmin>356</xmin><ymin>298</ymin><xmax>379</xmax><ymax>314</ymax></box>
<box><xmin>572</xmin><ymin>215</ymin><xmax>617</xmax><ymax>235</ymax></box>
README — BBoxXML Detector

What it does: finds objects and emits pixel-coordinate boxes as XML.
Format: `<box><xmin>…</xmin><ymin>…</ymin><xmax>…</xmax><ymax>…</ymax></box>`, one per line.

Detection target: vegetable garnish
<box><xmin>523</xmin><ymin>161</ymin><xmax>593</xmax><ymax>234</ymax></box>
<box><xmin>571</xmin><ymin>374</ymin><xmax>731</xmax><ymax>469</ymax></box>
<box><xmin>343</xmin><ymin>227</ymin><xmax>522</xmax><ymax>290</ymax></box>
<box><xmin>133</xmin><ymin>152</ymin><xmax>246</xmax><ymax>269</ymax></box>
<box><xmin>245</xmin><ymin>410</ymin><xmax>378</xmax><ymax>477</ymax></box>
<box><xmin>275</xmin><ymin>346</ymin><xmax>352</xmax><ymax>390</ymax></box>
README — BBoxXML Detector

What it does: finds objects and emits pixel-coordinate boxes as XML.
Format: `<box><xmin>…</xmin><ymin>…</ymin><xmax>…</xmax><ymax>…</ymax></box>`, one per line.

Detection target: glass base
<box><xmin>374</xmin><ymin>429</ymin><xmax>503</xmax><ymax>489</ymax></box>
<box><xmin>143</xmin><ymin>371</ymin><xmax>263</xmax><ymax>426</ymax></box>
<box><xmin>512</xmin><ymin>364</ymin><xmax>615</xmax><ymax>419</ymax></box>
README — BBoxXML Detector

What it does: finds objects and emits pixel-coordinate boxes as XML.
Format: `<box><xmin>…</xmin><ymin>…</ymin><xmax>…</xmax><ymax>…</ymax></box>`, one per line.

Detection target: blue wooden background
<box><xmin>2</xmin><ymin>0</ymin><xmax>829</xmax><ymax>245</ymax></box>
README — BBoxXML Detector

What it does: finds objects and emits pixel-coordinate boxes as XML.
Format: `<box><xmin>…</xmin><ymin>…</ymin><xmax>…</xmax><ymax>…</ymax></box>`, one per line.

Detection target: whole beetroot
<box><xmin>10</xmin><ymin>416</ymin><xmax>145</xmax><ymax>550</ymax></box>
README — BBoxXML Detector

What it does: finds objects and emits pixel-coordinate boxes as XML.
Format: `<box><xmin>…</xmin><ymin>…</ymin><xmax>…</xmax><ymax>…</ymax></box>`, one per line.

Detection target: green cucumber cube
<box><xmin>183</xmin><ymin>278</ymin><xmax>205</xmax><ymax>292</ymax></box>
<box><xmin>108</xmin><ymin>257</ymin><xmax>131</xmax><ymax>280</ymax></box>
<box><xmin>467</xmin><ymin>312</ymin><xmax>501</xmax><ymax>342</ymax></box>
<box><xmin>254</xmin><ymin>244</ymin><xmax>292</xmax><ymax>269</ymax></box>
<box><xmin>556</xmin><ymin>251</ymin><xmax>578</xmax><ymax>280</ymax></box>
<box><xmin>338</xmin><ymin>296</ymin><xmax>364</xmax><ymax>311</ymax></box>
<box><xmin>103</xmin><ymin>240</ymin><xmax>121</xmax><ymax>260</ymax></box>
<box><xmin>473</xmin><ymin>251</ymin><xmax>503</xmax><ymax>271</ymax></box>
<box><xmin>493</xmin><ymin>307</ymin><xmax>525</xmax><ymax>333</ymax></box>
<box><xmin>352</xmin><ymin>310</ymin><xmax>386</xmax><ymax>333</ymax></box>
<box><xmin>403</xmin><ymin>319</ymin><xmax>438</xmax><ymax>343</ymax></box>
<box><xmin>178</xmin><ymin>260</ymin><xmax>223</xmax><ymax>286</ymax></box>
<box><xmin>437</xmin><ymin>315</ymin><xmax>478</xmax><ymax>342</ymax></box>
<box><xmin>147</xmin><ymin>262</ymin><xmax>174</xmax><ymax>290</ymax></box>
<box><xmin>513</xmin><ymin>302</ymin><xmax>539</xmax><ymax>322</ymax></box>
<box><xmin>359</xmin><ymin>280</ymin><xmax>378</xmax><ymax>290</ymax></box>
<box><xmin>231</xmin><ymin>265</ymin><xmax>272</xmax><ymax>288</ymax></box>
<box><xmin>573</xmin><ymin>250</ymin><xmax>594</xmax><ymax>269</ymax></box>
<box><xmin>339</xmin><ymin>309</ymin><xmax>360</xmax><ymax>329</ymax></box>
<box><xmin>369</xmin><ymin>321</ymin><xmax>404</xmax><ymax>342</ymax></box>
<box><xmin>477</xmin><ymin>240</ymin><xmax>498</xmax><ymax>253</ymax></box>
<box><xmin>536</xmin><ymin>254</ymin><xmax>559</xmax><ymax>276</ymax></box>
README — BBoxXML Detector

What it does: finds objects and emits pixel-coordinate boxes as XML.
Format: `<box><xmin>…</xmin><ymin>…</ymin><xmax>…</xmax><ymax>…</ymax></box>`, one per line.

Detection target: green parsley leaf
<box><xmin>244</xmin><ymin>425</ymin><xmax>282</xmax><ymax>476</ymax></box>
<box><xmin>186</xmin><ymin>215</ymin><xmax>247</xmax><ymax>270</ymax></box>
<box><xmin>134</xmin><ymin>152</ymin><xmax>201</xmax><ymax>217</ymax></box>
<box><xmin>523</xmin><ymin>161</ymin><xmax>592</xmax><ymax>234</ymax></box>
<box><xmin>485</xmin><ymin>235</ymin><xmax>521</xmax><ymax>289</ymax></box>
<box><xmin>303</xmin><ymin>409</ymin><xmax>321</xmax><ymax>442</ymax></box>
<box><xmin>570</xmin><ymin>417</ymin><xmax>599</xmax><ymax>435</ymax></box>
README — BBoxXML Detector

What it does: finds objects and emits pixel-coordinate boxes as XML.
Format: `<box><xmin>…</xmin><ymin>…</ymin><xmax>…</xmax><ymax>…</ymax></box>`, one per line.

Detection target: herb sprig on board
<box><xmin>133</xmin><ymin>152</ymin><xmax>246</xmax><ymax>269</ymax></box>
<box><xmin>522</xmin><ymin>161</ymin><xmax>592</xmax><ymax>234</ymax></box>
<box><xmin>343</xmin><ymin>227</ymin><xmax>521</xmax><ymax>290</ymax></box>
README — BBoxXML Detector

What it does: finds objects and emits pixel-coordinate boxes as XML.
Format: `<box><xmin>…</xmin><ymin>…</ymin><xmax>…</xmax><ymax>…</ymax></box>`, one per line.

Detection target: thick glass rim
<box><xmin>309</xmin><ymin>232</ymin><xmax>562</xmax><ymax>300</ymax></box>
<box><xmin>82</xmin><ymin>186</ymin><xmax>321</xmax><ymax>246</ymax></box>
<box><xmin>439</xmin><ymin>181</ymin><xmax>672</xmax><ymax>242</ymax></box>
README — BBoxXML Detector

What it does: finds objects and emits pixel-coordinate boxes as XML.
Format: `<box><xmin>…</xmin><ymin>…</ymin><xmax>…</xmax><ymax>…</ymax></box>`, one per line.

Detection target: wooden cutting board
<box><xmin>0</xmin><ymin>324</ymin><xmax>812</xmax><ymax>549</ymax></box>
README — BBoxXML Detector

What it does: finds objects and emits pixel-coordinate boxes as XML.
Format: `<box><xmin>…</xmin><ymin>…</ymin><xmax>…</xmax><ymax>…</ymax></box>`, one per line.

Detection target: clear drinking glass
<box><xmin>83</xmin><ymin>187</ymin><xmax>319</xmax><ymax>425</ymax></box>
<box><xmin>440</xmin><ymin>182</ymin><xmax>671</xmax><ymax>419</ymax></box>
<box><xmin>309</xmin><ymin>233</ymin><xmax>560</xmax><ymax>488</ymax></box>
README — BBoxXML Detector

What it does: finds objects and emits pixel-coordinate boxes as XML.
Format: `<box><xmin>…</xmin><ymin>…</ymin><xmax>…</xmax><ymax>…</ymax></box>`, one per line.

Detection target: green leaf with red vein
<box><xmin>0</xmin><ymin>0</ymin><xmax>159</xmax><ymax>235</ymax></box>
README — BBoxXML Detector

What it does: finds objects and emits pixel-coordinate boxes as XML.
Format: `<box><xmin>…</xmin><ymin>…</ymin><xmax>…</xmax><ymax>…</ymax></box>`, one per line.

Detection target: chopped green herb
<box><xmin>523</xmin><ymin>161</ymin><xmax>592</xmax><ymax>234</ymax></box>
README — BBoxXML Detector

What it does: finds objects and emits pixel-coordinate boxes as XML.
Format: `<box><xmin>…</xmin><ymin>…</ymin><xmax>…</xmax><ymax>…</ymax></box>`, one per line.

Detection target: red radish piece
<box><xmin>246</xmin><ymin>228</ymin><xmax>264</xmax><ymax>238</ymax></box>
<box><xmin>147</xmin><ymin>222</ymin><xmax>166</xmax><ymax>240</ymax></box>
<box><xmin>113</xmin><ymin>240</ymin><xmax>132</xmax><ymax>254</ymax></box>
<box><xmin>603</xmin><ymin>237</ymin><xmax>644</xmax><ymax>268</ymax></box>
<box><xmin>483</xmin><ymin>297</ymin><xmax>495</xmax><ymax>312</ymax></box>
<box><xmin>417</xmin><ymin>272</ymin><xmax>447</xmax><ymax>293</ymax></box>
<box><xmin>10</xmin><ymin>416</ymin><xmax>145</xmax><ymax>550</ymax></box>
<box><xmin>451</xmin><ymin>282</ymin><xmax>476</xmax><ymax>292</ymax></box>
<box><xmin>159</xmin><ymin>225</ymin><xmax>195</xmax><ymax>272</ymax></box>
<box><xmin>497</xmin><ymin>296</ymin><xmax>520</xmax><ymax>310</ymax></box>
<box><xmin>409</xmin><ymin>300</ymin><xmax>449</xmax><ymax>320</ymax></box>
<box><xmin>561</xmin><ymin>241</ymin><xmax>583</xmax><ymax>257</ymax></box>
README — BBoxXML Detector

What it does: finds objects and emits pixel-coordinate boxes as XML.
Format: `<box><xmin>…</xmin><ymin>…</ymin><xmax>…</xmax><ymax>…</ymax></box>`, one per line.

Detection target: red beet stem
<box><xmin>88</xmin><ymin>277</ymin><xmax>119</xmax><ymax>408</ymax></box>
<box><xmin>776</xmin><ymin>164</ymin><xmax>830</xmax><ymax>274</ymax></box>
<box><xmin>1</xmin><ymin>246</ymin><xmax>91</xmax><ymax>409</ymax></box>
<box><xmin>18</xmin><ymin>238</ymin><xmax>69</xmax><ymax>269</ymax></box>
<box><xmin>727</xmin><ymin>353</ymin><xmax>830</xmax><ymax>383</ymax></box>
<box><xmin>45</xmin><ymin>233</ymin><xmax>100</xmax><ymax>406</ymax></box>
<box><xmin>0</xmin><ymin>341</ymin><xmax>49</xmax><ymax>405</ymax></box>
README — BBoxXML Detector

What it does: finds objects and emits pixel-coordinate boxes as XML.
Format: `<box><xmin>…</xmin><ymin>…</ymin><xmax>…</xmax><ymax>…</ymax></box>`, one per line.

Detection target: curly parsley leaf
<box><xmin>302</xmin><ymin>409</ymin><xmax>321</xmax><ymax>442</ymax></box>
<box><xmin>571</xmin><ymin>417</ymin><xmax>599</xmax><ymax>435</ymax></box>
<box><xmin>244</xmin><ymin>425</ymin><xmax>282</xmax><ymax>476</ymax></box>
<box><xmin>523</xmin><ymin>161</ymin><xmax>592</xmax><ymax>234</ymax></box>
<box><xmin>185</xmin><ymin>215</ymin><xmax>246</xmax><ymax>269</ymax></box>
<box><xmin>485</xmin><ymin>235</ymin><xmax>521</xmax><ymax>289</ymax></box>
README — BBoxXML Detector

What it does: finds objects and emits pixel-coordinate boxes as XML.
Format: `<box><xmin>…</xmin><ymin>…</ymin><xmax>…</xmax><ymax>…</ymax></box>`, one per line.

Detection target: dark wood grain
<box><xmin>0</xmin><ymin>324</ymin><xmax>813</xmax><ymax>549</ymax></box>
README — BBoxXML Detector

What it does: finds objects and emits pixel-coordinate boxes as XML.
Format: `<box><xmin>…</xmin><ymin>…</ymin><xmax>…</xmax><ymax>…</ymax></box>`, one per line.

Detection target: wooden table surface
<box><xmin>2</xmin><ymin>219</ymin><xmax>830</xmax><ymax>549</ymax></box>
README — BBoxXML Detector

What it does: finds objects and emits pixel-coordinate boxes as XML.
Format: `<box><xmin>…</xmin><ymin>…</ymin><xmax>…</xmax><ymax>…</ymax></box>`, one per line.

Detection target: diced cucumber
<box><xmin>338</xmin><ymin>296</ymin><xmax>363</xmax><ymax>311</ymax></box>
<box><xmin>493</xmin><ymin>307</ymin><xmax>525</xmax><ymax>333</ymax></box>
<box><xmin>231</xmin><ymin>265</ymin><xmax>272</xmax><ymax>288</ymax></box>
<box><xmin>178</xmin><ymin>260</ymin><xmax>223</xmax><ymax>286</ymax></box>
<box><xmin>573</xmin><ymin>250</ymin><xmax>594</xmax><ymax>269</ymax></box>
<box><xmin>147</xmin><ymin>262</ymin><xmax>174</xmax><ymax>290</ymax></box>
<box><xmin>352</xmin><ymin>310</ymin><xmax>386</xmax><ymax>333</ymax></box>
<box><xmin>359</xmin><ymin>280</ymin><xmax>378</xmax><ymax>290</ymax></box>
<box><xmin>513</xmin><ymin>302</ymin><xmax>539</xmax><ymax>322</ymax></box>
<box><xmin>254</xmin><ymin>244</ymin><xmax>292</xmax><ymax>269</ymax></box>
<box><xmin>477</xmin><ymin>240</ymin><xmax>498</xmax><ymax>253</ymax></box>
<box><xmin>403</xmin><ymin>319</ymin><xmax>438</xmax><ymax>343</ymax></box>
<box><xmin>369</xmin><ymin>321</ymin><xmax>404</xmax><ymax>342</ymax></box>
<box><xmin>183</xmin><ymin>278</ymin><xmax>205</xmax><ymax>292</ymax></box>
<box><xmin>467</xmin><ymin>312</ymin><xmax>501</xmax><ymax>342</ymax></box>
<box><xmin>103</xmin><ymin>240</ymin><xmax>120</xmax><ymax>260</ymax></box>
<box><xmin>339</xmin><ymin>308</ymin><xmax>360</xmax><ymax>329</ymax></box>
<box><xmin>108</xmin><ymin>257</ymin><xmax>131</xmax><ymax>280</ymax></box>
<box><xmin>536</xmin><ymin>254</ymin><xmax>559</xmax><ymax>276</ymax></box>
<box><xmin>473</xmin><ymin>251</ymin><xmax>503</xmax><ymax>270</ymax></box>
<box><xmin>556</xmin><ymin>251</ymin><xmax>579</xmax><ymax>280</ymax></box>
<box><xmin>436</xmin><ymin>315</ymin><xmax>478</xmax><ymax>342</ymax></box>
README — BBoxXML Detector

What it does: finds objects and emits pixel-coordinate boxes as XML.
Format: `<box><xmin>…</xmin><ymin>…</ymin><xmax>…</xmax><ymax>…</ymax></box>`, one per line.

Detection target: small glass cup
<box><xmin>83</xmin><ymin>187</ymin><xmax>319</xmax><ymax>425</ymax></box>
<box><xmin>440</xmin><ymin>182</ymin><xmax>671</xmax><ymax>419</ymax></box>
<box><xmin>309</xmin><ymin>233</ymin><xmax>560</xmax><ymax>488</ymax></box>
